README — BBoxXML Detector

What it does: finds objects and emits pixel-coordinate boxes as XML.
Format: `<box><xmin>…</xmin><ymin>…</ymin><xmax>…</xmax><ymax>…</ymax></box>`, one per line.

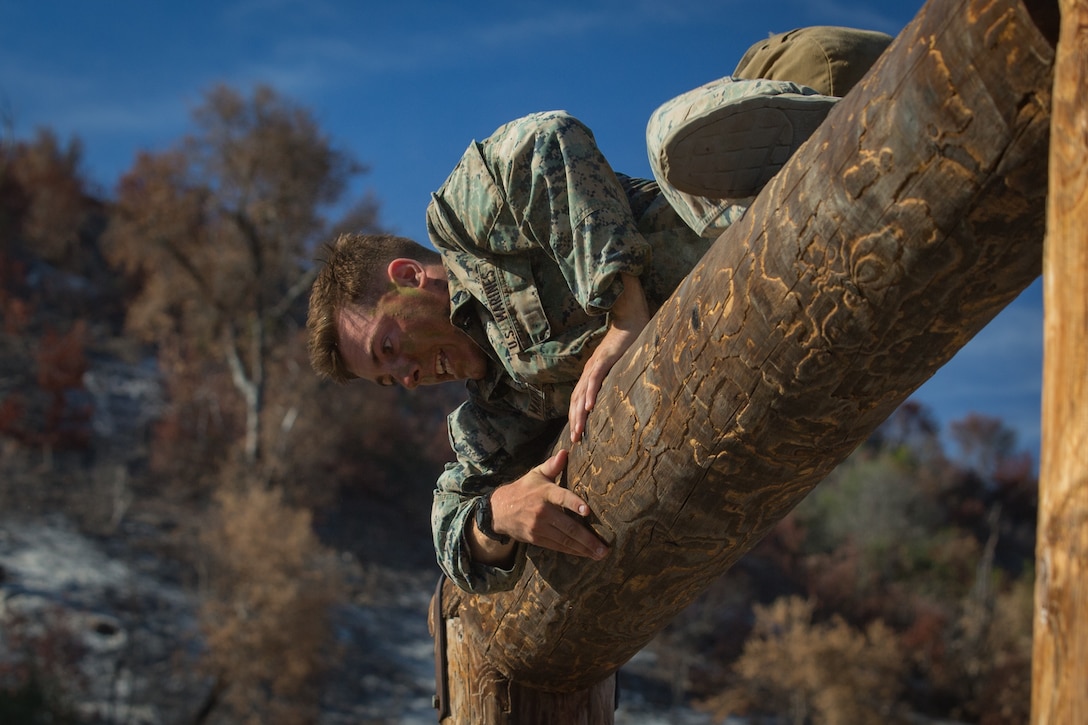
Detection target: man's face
<box><xmin>336</xmin><ymin>285</ymin><xmax>487</xmax><ymax>388</ymax></box>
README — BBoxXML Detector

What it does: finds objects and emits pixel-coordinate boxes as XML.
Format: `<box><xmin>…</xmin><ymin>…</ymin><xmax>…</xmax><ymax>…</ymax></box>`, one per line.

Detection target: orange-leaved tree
<box><xmin>103</xmin><ymin>84</ymin><xmax>375</xmax><ymax>466</ymax></box>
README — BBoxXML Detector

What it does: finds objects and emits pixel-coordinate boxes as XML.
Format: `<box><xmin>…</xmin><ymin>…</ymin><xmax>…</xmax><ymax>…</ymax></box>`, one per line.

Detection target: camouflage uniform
<box><xmin>427</xmin><ymin>26</ymin><xmax>891</xmax><ymax>593</ymax></box>
<box><xmin>427</xmin><ymin>110</ymin><xmax>712</xmax><ymax>592</ymax></box>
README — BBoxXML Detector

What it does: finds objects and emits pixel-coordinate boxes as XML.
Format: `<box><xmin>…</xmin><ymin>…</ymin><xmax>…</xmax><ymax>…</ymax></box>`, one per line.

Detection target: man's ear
<box><xmin>387</xmin><ymin>258</ymin><xmax>426</xmax><ymax>288</ymax></box>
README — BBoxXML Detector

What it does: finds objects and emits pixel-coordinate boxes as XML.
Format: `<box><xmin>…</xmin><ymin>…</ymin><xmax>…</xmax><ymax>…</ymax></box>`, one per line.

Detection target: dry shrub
<box><xmin>976</xmin><ymin>577</ymin><xmax>1034</xmax><ymax>723</ymax></box>
<box><xmin>929</xmin><ymin>574</ymin><xmax>1034</xmax><ymax>725</ymax></box>
<box><xmin>705</xmin><ymin>596</ymin><xmax>907</xmax><ymax>725</ymax></box>
<box><xmin>199</xmin><ymin>481</ymin><xmax>344</xmax><ymax>725</ymax></box>
<box><xmin>147</xmin><ymin>338</ymin><xmax>242</xmax><ymax>494</ymax></box>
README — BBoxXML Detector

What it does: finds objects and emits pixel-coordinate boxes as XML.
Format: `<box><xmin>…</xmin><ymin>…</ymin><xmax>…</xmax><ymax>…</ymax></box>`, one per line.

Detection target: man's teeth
<box><xmin>437</xmin><ymin>352</ymin><xmax>449</xmax><ymax>376</ymax></box>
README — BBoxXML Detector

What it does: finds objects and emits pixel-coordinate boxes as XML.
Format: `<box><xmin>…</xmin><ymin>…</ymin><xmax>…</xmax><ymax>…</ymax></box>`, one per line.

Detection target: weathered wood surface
<box><xmin>450</xmin><ymin>0</ymin><xmax>1057</xmax><ymax>694</ymax></box>
<box><xmin>437</xmin><ymin>581</ymin><xmax>616</xmax><ymax>724</ymax></box>
<box><xmin>1032</xmin><ymin>0</ymin><xmax>1087</xmax><ymax>721</ymax></box>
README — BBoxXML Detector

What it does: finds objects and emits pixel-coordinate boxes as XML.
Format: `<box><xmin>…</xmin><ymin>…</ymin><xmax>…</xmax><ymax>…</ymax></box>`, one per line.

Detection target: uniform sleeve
<box><xmin>492</xmin><ymin>111</ymin><xmax>652</xmax><ymax>314</ymax></box>
<box><xmin>431</xmin><ymin>394</ymin><xmax>565</xmax><ymax>594</ymax></box>
<box><xmin>431</xmin><ymin>111</ymin><xmax>652</xmax><ymax>316</ymax></box>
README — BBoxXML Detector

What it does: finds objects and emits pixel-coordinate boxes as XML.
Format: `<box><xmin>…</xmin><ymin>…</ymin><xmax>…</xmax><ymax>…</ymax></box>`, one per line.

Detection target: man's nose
<box><xmin>394</xmin><ymin>358</ymin><xmax>421</xmax><ymax>389</ymax></box>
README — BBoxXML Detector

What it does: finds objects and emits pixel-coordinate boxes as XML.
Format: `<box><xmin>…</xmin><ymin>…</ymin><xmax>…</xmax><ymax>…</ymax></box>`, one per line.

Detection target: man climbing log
<box><xmin>308</xmin><ymin>0</ymin><xmax>1060</xmax><ymax>719</ymax></box>
<box><xmin>307</xmin><ymin>26</ymin><xmax>892</xmax><ymax>594</ymax></box>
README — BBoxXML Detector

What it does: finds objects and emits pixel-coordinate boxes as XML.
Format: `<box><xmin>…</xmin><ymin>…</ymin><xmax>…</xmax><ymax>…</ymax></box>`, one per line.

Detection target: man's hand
<box><xmin>470</xmin><ymin>449</ymin><xmax>609</xmax><ymax>565</ymax></box>
<box><xmin>569</xmin><ymin>274</ymin><xmax>650</xmax><ymax>443</ymax></box>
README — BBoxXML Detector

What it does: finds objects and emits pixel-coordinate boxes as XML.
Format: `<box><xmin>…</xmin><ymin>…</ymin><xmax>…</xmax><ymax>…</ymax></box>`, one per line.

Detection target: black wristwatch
<box><xmin>474</xmin><ymin>493</ymin><xmax>510</xmax><ymax>545</ymax></box>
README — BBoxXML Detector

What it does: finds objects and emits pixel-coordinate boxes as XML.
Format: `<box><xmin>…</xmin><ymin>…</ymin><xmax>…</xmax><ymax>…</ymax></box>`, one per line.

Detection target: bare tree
<box><xmin>104</xmin><ymin>84</ymin><xmax>373</xmax><ymax>464</ymax></box>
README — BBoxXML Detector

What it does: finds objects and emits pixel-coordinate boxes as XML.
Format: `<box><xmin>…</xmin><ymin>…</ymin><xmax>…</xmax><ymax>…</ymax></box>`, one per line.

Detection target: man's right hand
<box><xmin>470</xmin><ymin>449</ymin><xmax>609</xmax><ymax>565</ymax></box>
<box><xmin>569</xmin><ymin>273</ymin><xmax>650</xmax><ymax>443</ymax></box>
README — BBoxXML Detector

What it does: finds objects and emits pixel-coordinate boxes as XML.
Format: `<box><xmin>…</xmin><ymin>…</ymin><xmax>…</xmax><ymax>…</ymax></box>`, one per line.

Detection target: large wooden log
<box><xmin>447</xmin><ymin>0</ymin><xmax>1057</xmax><ymax>700</ymax></box>
<box><xmin>1032</xmin><ymin>0</ymin><xmax>1087</xmax><ymax>721</ymax></box>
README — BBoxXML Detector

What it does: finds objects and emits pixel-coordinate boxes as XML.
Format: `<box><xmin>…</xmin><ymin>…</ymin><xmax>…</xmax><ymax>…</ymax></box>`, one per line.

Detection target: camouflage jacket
<box><xmin>426</xmin><ymin>110</ymin><xmax>711</xmax><ymax>593</ymax></box>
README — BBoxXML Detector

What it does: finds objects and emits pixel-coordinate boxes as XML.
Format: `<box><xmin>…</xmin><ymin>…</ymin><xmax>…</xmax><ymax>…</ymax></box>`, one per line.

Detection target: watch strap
<box><xmin>474</xmin><ymin>493</ymin><xmax>510</xmax><ymax>545</ymax></box>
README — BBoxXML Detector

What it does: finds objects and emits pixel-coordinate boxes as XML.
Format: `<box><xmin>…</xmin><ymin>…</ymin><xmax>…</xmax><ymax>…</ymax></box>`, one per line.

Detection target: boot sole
<box><xmin>661</xmin><ymin>95</ymin><xmax>837</xmax><ymax>199</ymax></box>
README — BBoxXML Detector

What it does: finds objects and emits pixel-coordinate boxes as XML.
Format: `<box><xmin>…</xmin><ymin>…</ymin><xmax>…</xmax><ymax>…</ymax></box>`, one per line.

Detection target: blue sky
<box><xmin>0</xmin><ymin>0</ymin><xmax>1043</xmax><ymax>463</ymax></box>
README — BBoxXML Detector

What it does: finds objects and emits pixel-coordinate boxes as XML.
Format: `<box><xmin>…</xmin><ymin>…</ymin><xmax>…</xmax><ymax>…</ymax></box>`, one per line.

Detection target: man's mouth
<box><xmin>436</xmin><ymin>350</ymin><xmax>451</xmax><ymax>377</ymax></box>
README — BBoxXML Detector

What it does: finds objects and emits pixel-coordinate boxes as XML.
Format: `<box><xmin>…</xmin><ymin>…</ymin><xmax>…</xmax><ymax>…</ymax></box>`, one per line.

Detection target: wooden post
<box><xmin>1032</xmin><ymin>0</ymin><xmax>1088</xmax><ymax>721</ymax></box>
<box><xmin>435</xmin><ymin>0</ymin><xmax>1059</xmax><ymax>716</ymax></box>
<box><xmin>434</xmin><ymin>579</ymin><xmax>616</xmax><ymax>724</ymax></box>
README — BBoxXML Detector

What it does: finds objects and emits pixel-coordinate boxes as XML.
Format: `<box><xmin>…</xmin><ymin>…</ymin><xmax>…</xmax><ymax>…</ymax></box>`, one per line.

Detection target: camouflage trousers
<box><xmin>646</xmin><ymin>26</ymin><xmax>892</xmax><ymax>237</ymax></box>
